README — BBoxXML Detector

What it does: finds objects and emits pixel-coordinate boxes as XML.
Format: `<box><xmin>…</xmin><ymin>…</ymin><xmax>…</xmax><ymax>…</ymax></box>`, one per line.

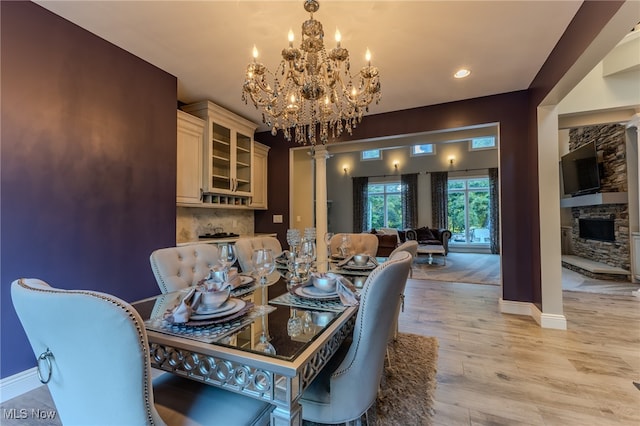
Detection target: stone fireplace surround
<box><xmin>564</xmin><ymin>124</ymin><xmax>630</xmax><ymax>278</ymax></box>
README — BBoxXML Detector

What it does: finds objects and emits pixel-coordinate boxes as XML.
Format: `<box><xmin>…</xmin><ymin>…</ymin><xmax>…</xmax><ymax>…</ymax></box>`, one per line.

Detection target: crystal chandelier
<box><xmin>242</xmin><ymin>0</ymin><xmax>381</xmax><ymax>146</ymax></box>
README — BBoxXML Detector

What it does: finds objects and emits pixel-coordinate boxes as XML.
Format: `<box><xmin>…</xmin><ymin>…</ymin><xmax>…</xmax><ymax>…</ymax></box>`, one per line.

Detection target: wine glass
<box><xmin>324</xmin><ymin>232</ymin><xmax>334</xmax><ymax>267</ymax></box>
<box><xmin>286</xmin><ymin>229</ymin><xmax>301</xmax><ymax>255</ymax></box>
<box><xmin>300</xmin><ymin>237</ymin><xmax>316</xmax><ymax>262</ymax></box>
<box><xmin>252</xmin><ymin>248</ymin><xmax>276</xmax><ymax>313</ymax></box>
<box><xmin>218</xmin><ymin>243</ymin><xmax>237</xmax><ymax>270</ymax></box>
<box><xmin>339</xmin><ymin>234</ymin><xmax>352</xmax><ymax>257</ymax></box>
<box><xmin>287</xmin><ymin>308</ymin><xmax>303</xmax><ymax>337</ymax></box>
<box><xmin>254</xmin><ymin>333</ymin><xmax>276</xmax><ymax>355</ymax></box>
<box><xmin>254</xmin><ymin>314</ymin><xmax>276</xmax><ymax>355</ymax></box>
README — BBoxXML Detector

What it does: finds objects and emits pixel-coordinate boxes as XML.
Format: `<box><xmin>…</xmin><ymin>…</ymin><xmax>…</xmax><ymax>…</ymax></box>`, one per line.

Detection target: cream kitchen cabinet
<box><xmin>176</xmin><ymin>110</ymin><xmax>204</xmax><ymax>204</ymax></box>
<box><xmin>249</xmin><ymin>142</ymin><xmax>270</xmax><ymax>209</ymax></box>
<box><xmin>182</xmin><ymin>101</ymin><xmax>258</xmax><ymax>197</ymax></box>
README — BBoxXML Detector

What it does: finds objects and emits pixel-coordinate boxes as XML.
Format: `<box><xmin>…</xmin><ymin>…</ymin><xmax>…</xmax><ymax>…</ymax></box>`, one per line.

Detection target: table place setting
<box><xmin>270</xmin><ymin>272</ymin><xmax>359</xmax><ymax>312</ymax></box>
<box><xmin>143</xmin><ymin>268</ymin><xmax>273</xmax><ymax>344</ymax></box>
<box><xmin>337</xmin><ymin>253</ymin><xmax>379</xmax><ymax>271</ymax></box>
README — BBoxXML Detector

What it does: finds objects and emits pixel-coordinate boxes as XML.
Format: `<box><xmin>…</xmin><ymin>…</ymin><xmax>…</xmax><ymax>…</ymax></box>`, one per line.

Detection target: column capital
<box><xmin>311</xmin><ymin>145</ymin><xmax>331</xmax><ymax>160</ymax></box>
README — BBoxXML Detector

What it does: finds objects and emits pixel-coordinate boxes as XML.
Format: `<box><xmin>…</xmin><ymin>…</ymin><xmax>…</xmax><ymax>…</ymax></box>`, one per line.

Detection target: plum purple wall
<box><xmin>1</xmin><ymin>2</ymin><xmax>177</xmax><ymax>378</ymax></box>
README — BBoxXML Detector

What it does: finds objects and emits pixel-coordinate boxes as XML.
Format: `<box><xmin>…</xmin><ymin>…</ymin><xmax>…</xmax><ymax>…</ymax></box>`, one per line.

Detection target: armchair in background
<box><xmin>401</xmin><ymin>226</ymin><xmax>452</xmax><ymax>254</ymax></box>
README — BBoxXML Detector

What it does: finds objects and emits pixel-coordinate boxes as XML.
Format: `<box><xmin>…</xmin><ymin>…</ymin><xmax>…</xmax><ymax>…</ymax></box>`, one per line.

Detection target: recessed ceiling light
<box><xmin>454</xmin><ymin>69</ymin><xmax>471</xmax><ymax>79</ymax></box>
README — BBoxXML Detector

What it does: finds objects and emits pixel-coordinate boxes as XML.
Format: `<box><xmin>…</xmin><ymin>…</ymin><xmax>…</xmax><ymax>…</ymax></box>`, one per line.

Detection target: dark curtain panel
<box><xmin>352</xmin><ymin>176</ymin><xmax>369</xmax><ymax>232</ymax></box>
<box><xmin>489</xmin><ymin>167</ymin><xmax>500</xmax><ymax>254</ymax></box>
<box><xmin>401</xmin><ymin>173</ymin><xmax>418</xmax><ymax>229</ymax></box>
<box><xmin>430</xmin><ymin>172</ymin><xmax>448</xmax><ymax>229</ymax></box>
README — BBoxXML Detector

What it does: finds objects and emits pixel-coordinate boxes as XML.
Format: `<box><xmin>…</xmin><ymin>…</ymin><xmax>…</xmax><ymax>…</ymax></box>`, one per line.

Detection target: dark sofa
<box><xmin>371</xmin><ymin>226</ymin><xmax>452</xmax><ymax>256</ymax></box>
<box><xmin>373</xmin><ymin>233</ymin><xmax>399</xmax><ymax>257</ymax></box>
<box><xmin>400</xmin><ymin>227</ymin><xmax>452</xmax><ymax>254</ymax></box>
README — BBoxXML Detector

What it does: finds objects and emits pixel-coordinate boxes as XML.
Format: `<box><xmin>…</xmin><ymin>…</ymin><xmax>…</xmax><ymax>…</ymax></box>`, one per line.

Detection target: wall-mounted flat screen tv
<box><xmin>560</xmin><ymin>141</ymin><xmax>600</xmax><ymax>196</ymax></box>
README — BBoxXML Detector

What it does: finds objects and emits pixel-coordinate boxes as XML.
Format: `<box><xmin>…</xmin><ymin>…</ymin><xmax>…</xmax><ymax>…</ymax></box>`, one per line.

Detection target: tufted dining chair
<box><xmin>11</xmin><ymin>278</ymin><xmax>272</xmax><ymax>426</ymax></box>
<box><xmin>387</xmin><ymin>239</ymin><xmax>419</xmax><ymax>344</ymax></box>
<box><xmin>329</xmin><ymin>233</ymin><xmax>379</xmax><ymax>258</ymax></box>
<box><xmin>390</xmin><ymin>239</ymin><xmax>418</xmax><ymax>278</ymax></box>
<box><xmin>234</xmin><ymin>236</ymin><xmax>282</xmax><ymax>273</ymax></box>
<box><xmin>389</xmin><ymin>239</ymin><xmax>419</xmax><ymax>259</ymax></box>
<box><xmin>299</xmin><ymin>251</ymin><xmax>412</xmax><ymax>424</ymax></box>
<box><xmin>149</xmin><ymin>244</ymin><xmax>220</xmax><ymax>293</ymax></box>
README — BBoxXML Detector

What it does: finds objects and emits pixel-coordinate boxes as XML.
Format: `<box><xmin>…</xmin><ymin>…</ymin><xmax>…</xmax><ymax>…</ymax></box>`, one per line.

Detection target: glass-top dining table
<box><xmin>131</xmin><ymin>270</ymin><xmax>370</xmax><ymax>426</ymax></box>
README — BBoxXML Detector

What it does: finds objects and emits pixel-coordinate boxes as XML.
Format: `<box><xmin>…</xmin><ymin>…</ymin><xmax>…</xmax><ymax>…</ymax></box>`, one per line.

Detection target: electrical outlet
<box><xmin>273</xmin><ymin>215</ymin><xmax>283</xmax><ymax>223</ymax></box>
<box><xmin>296</xmin><ymin>216</ymin><xmax>301</xmax><ymax>222</ymax></box>
<box><xmin>232</xmin><ymin>220</ymin><xmax>237</xmax><ymax>228</ymax></box>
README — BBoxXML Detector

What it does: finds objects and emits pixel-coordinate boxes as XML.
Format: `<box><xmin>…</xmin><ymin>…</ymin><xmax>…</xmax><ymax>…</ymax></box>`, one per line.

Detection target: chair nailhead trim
<box><xmin>17</xmin><ymin>279</ymin><xmax>159</xmax><ymax>425</ymax></box>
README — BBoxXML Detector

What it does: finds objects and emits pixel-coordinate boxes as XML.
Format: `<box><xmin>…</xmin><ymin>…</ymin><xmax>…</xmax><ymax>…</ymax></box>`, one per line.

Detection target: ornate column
<box><xmin>313</xmin><ymin>145</ymin><xmax>330</xmax><ymax>272</ymax></box>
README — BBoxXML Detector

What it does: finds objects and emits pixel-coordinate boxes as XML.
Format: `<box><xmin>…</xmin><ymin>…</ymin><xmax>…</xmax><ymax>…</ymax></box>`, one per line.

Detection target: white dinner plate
<box><xmin>194</xmin><ymin>299</ymin><xmax>237</xmax><ymax>315</ymax></box>
<box><xmin>190</xmin><ymin>298</ymin><xmax>246</xmax><ymax>320</ymax></box>
<box><xmin>294</xmin><ymin>285</ymin><xmax>340</xmax><ymax>300</ymax></box>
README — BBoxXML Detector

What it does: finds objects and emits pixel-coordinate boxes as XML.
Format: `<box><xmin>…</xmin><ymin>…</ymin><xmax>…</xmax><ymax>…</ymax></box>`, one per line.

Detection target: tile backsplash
<box><xmin>176</xmin><ymin>207</ymin><xmax>254</xmax><ymax>243</ymax></box>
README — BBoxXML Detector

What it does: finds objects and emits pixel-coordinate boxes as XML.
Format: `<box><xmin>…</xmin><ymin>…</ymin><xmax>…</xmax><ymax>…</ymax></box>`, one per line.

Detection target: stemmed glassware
<box><xmin>286</xmin><ymin>229</ymin><xmax>301</xmax><ymax>255</ymax></box>
<box><xmin>252</xmin><ymin>248</ymin><xmax>276</xmax><ymax>314</ymax></box>
<box><xmin>286</xmin><ymin>308</ymin><xmax>303</xmax><ymax>338</ymax></box>
<box><xmin>218</xmin><ymin>243</ymin><xmax>237</xmax><ymax>270</ymax></box>
<box><xmin>338</xmin><ymin>234</ymin><xmax>352</xmax><ymax>258</ymax></box>
<box><xmin>254</xmin><ymin>314</ymin><xmax>276</xmax><ymax>355</ymax></box>
<box><xmin>324</xmin><ymin>232</ymin><xmax>334</xmax><ymax>268</ymax></box>
<box><xmin>298</xmin><ymin>236</ymin><xmax>316</xmax><ymax>279</ymax></box>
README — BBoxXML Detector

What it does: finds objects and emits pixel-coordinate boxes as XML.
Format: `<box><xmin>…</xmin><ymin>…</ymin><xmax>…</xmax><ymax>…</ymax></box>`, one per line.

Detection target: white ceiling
<box><xmin>34</xmin><ymin>1</ymin><xmax>584</xmax><ymax>132</ymax></box>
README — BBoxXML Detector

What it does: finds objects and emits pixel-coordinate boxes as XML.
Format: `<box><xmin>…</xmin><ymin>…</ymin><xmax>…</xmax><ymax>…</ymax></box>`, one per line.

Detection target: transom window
<box><xmin>361</xmin><ymin>149</ymin><xmax>381</xmax><ymax>161</ymax></box>
<box><xmin>367</xmin><ymin>182</ymin><xmax>402</xmax><ymax>229</ymax></box>
<box><xmin>411</xmin><ymin>144</ymin><xmax>435</xmax><ymax>156</ymax></box>
<box><xmin>470</xmin><ymin>136</ymin><xmax>496</xmax><ymax>151</ymax></box>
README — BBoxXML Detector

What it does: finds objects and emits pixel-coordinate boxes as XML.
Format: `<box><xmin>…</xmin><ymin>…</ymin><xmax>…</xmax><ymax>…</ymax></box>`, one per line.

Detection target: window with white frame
<box><xmin>411</xmin><ymin>143</ymin><xmax>435</xmax><ymax>156</ymax></box>
<box><xmin>367</xmin><ymin>182</ymin><xmax>402</xmax><ymax>229</ymax></box>
<box><xmin>469</xmin><ymin>136</ymin><xmax>496</xmax><ymax>151</ymax></box>
<box><xmin>361</xmin><ymin>149</ymin><xmax>381</xmax><ymax>161</ymax></box>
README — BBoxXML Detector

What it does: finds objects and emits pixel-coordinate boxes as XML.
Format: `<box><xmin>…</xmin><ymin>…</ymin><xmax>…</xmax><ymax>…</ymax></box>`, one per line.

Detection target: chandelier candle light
<box><xmin>242</xmin><ymin>0</ymin><xmax>381</xmax><ymax>146</ymax></box>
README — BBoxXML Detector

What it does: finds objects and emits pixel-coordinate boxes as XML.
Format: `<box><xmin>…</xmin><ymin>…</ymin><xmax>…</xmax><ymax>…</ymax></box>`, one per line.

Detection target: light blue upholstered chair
<box><xmin>299</xmin><ymin>251</ymin><xmax>412</xmax><ymax>424</ymax></box>
<box><xmin>389</xmin><ymin>239</ymin><xmax>418</xmax><ymax>259</ymax></box>
<box><xmin>150</xmin><ymin>244</ymin><xmax>220</xmax><ymax>293</ymax></box>
<box><xmin>11</xmin><ymin>278</ymin><xmax>272</xmax><ymax>426</ymax></box>
<box><xmin>388</xmin><ymin>239</ymin><xmax>418</xmax><ymax>342</ymax></box>
<box><xmin>234</xmin><ymin>236</ymin><xmax>282</xmax><ymax>273</ymax></box>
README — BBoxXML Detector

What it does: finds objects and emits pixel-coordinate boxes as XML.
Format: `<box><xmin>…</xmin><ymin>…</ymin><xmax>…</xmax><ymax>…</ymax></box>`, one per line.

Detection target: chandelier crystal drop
<box><xmin>242</xmin><ymin>0</ymin><xmax>381</xmax><ymax>146</ymax></box>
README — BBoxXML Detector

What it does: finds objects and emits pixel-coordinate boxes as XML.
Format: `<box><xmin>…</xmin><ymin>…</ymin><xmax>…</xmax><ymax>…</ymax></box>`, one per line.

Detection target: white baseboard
<box><xmin>499</xmin><ymin>298</ymin><xmax>532</xmax><ymax>316</ymax></box>
<box><xmin>499</xmin><ymin>298</ymin><xmax>567</xmax><ymax>330</ymax></box>
<box><xmin>0</xmin><ymin>367</ymin><xmax>42</xmax><ymax>403</ymax></box>
<box><xmin>540</xmin><ymin>313</ymin><xmax>568</xmax><ymax>330</ymax></box>
<box><xmin>0</xmin><ymin>367</ymin><xmax>167</xmax><ymax>404</ymax></box>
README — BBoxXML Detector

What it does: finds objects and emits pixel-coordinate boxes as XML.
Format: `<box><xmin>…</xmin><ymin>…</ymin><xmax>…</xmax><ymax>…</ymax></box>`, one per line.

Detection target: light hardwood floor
<box><xmin>2</xmin><ymin>279</ymin><xmax>639</xmax><ymax>425</ymax></box>
<box><xmin>400</xmin><ymin>279</ymin><xmax>640</xmax><ymax>425</ymax></box>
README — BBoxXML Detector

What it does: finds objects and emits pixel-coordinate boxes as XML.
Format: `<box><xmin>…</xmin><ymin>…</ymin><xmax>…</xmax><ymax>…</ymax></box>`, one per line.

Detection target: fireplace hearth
<box><xmin>579</xmin><ymin>218</ymin><xmax>615</xmax><ymax>242</ymax></box>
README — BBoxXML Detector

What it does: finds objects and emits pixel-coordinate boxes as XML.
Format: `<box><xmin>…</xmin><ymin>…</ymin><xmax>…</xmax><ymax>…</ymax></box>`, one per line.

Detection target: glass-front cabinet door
<box><xmin>183</xmin><ymin>101</ymin><xmax>257</xmax><ymax>197</ymax></box>
<box><xmin>234</xmin><ymin>132</ymin><xmax>252</xmax><ymax>194</ymax></box>
<box><xmin>211</xmin><ymin>122</ymin><xmax>232</xmax><ymax>192</ymax></box>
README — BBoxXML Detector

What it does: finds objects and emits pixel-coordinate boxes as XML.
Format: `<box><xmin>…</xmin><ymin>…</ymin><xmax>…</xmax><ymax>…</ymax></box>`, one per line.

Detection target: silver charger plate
<box><xmin>341</xmin><ymin>261</ymin><xmax>376</xmax><ymax>270</ymax></box>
